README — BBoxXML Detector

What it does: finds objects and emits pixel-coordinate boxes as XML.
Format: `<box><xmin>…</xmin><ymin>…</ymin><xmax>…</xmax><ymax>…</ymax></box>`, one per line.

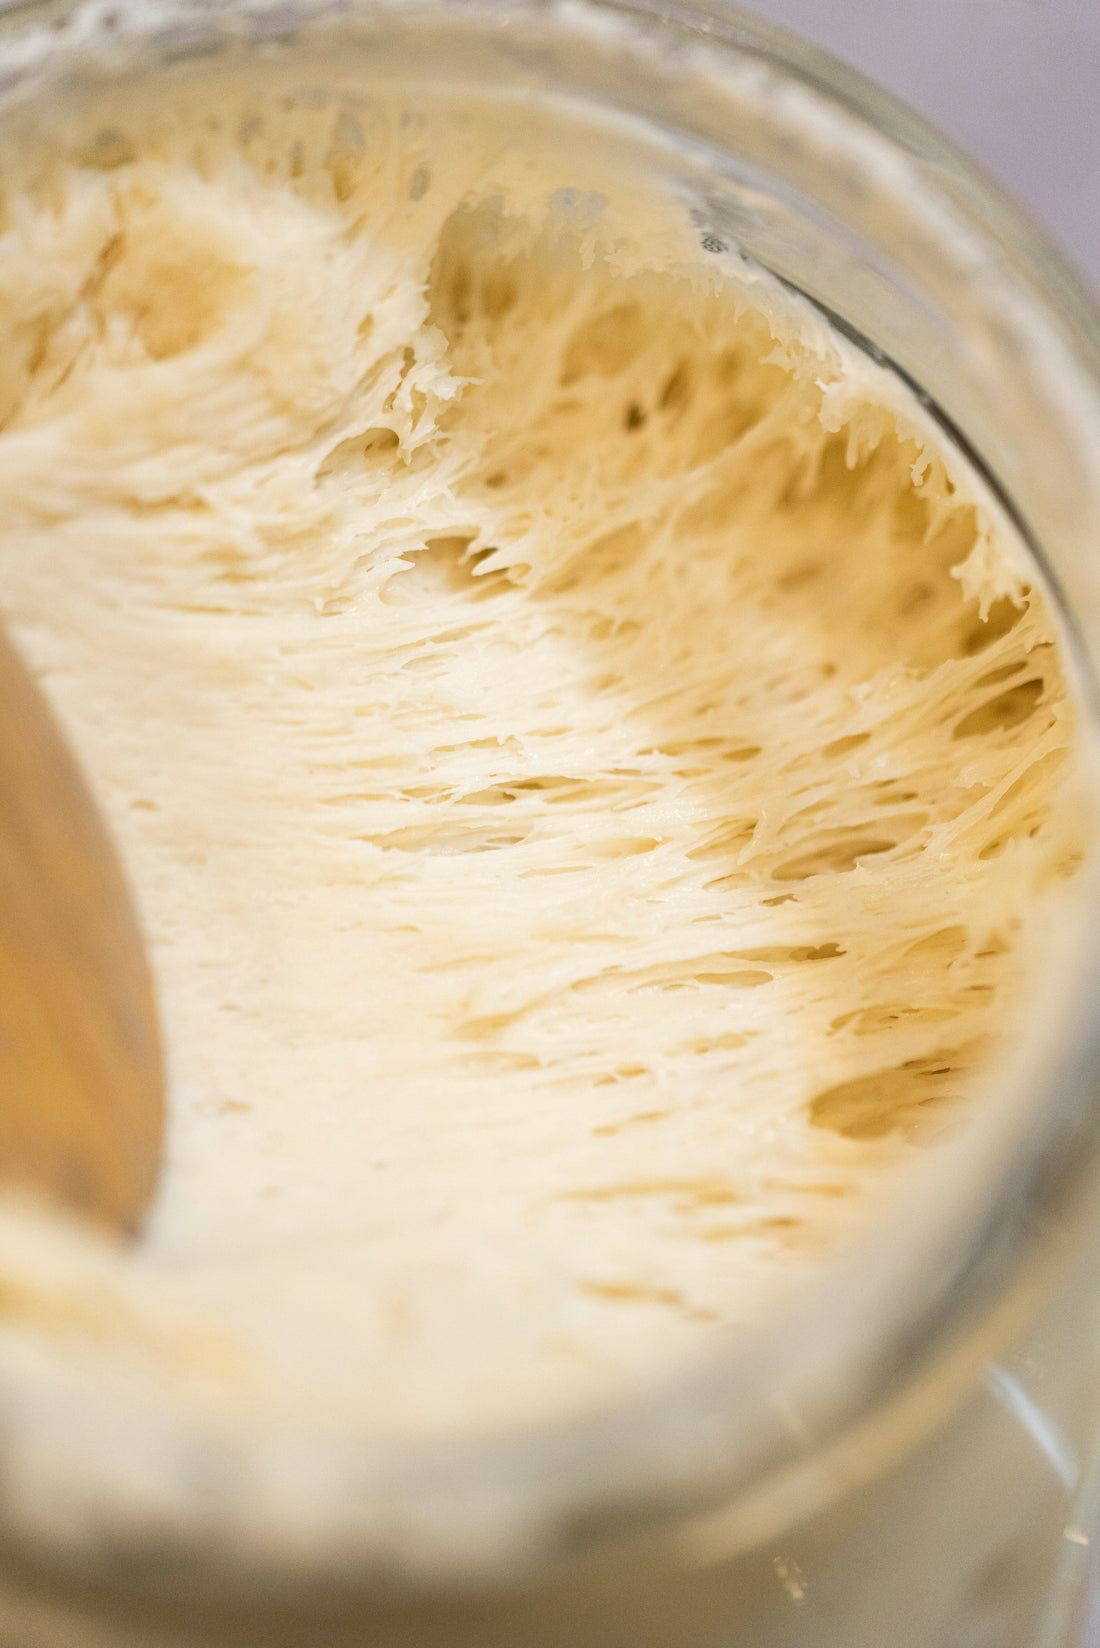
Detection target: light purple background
<box><xmin>745</xmin><ymin>0</ymin><xmax>1100</xmax><ymax>295</ymax></box>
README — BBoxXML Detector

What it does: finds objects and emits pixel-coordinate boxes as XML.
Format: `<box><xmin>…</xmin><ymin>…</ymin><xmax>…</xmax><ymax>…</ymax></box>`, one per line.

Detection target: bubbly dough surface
<box><xmin>0</xmin><ymin>61</ymin><xmax>1084</xmax><ymax>1436</ymax></box>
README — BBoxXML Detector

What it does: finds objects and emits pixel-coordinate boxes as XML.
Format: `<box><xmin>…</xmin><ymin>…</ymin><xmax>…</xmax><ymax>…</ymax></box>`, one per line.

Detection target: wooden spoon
<box><xmin>0</xmin><ymin>624</ymin><xmax>163</xmax><ymax>1236</ymax></box>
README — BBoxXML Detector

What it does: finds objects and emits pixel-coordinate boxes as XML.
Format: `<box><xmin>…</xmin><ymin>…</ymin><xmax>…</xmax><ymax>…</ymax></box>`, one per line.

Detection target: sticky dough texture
<box><xmin>0</xmin><ymin>70</ymin><xmax>1084</xmax><ymax>1435</ymax></box>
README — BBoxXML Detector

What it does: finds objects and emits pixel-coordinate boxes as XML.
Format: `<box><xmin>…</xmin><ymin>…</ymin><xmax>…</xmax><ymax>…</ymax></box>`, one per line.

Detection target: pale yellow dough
<box><xmin>0</xmin><ymin>62</ymin><xmax>1085</xmax><ymax>1437</ymax></box>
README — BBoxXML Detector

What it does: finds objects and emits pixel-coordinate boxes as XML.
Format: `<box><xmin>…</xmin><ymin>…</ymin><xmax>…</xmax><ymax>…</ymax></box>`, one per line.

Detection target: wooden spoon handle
<box><xmin>0</xmin><ymin>625</ymin><xmax>163</xmax><ymax>1236</ymax></box>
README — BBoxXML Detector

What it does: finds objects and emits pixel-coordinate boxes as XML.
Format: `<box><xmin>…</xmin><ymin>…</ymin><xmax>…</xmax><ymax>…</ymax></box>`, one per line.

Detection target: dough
<box><xmin>0</xmin><ymin>59</ymin><xmax>1085</xmax><ymax>1438</ymax></box>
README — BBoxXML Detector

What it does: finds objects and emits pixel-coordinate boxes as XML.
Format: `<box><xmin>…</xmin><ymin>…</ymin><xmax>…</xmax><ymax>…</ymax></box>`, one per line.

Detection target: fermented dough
<box><xmin>0</xmin><ymin>63</ymin><xmax>1084</xmax><ymax>1437</ymax></box>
